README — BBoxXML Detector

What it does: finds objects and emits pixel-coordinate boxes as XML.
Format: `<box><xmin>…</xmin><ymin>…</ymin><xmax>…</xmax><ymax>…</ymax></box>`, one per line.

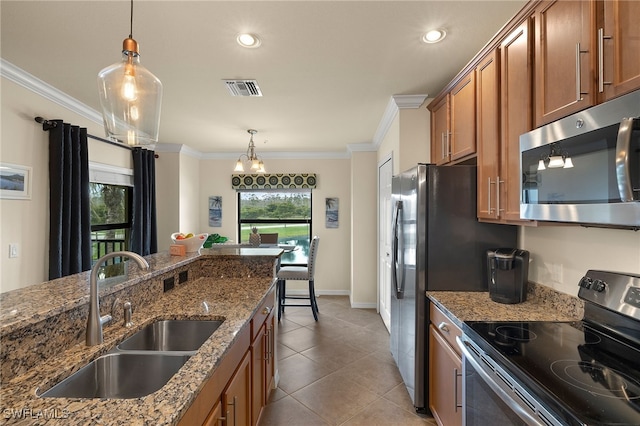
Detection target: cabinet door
<box><xmin>501</xmin><ymin>18</ymin><xmax>533</xmax><ymax>222</ymax></box>
<box><xmin>600</xmin><ymin>0</ymin><xmax>640</xmax><ymax>100</ymax></box>
<box><xmin>224</xmin><ymin>352</ymin><xmax>251</xmax><ymax>426</ymax></box>
<box><xmin>476</xmin><ymin>50</ymin><xmax>501</xmax><ymax>220</ymax></box>
<box><xmin>534</xmin><ymin>0</ymin><xmax>595</xmax><ymax>126</ymax></box>
<box><xmin>431</xmin><ymin>95</ymin><xmax>450</xmax><ymax>165</ymax></box>
<box><xmin>250</xmin><ymin>324</ymin><xmax>266</xmax><ymax>426</ymax></box>
<box><xmin>203</xmin><ymin>401</ymin><xmax>223</xmax><ymax>426</ymax></box>
<box><xmin>429</xmin><ymin>325</ymin><xmax>462</xmax><ymax>426</ymax></box>
<box><xmin>450</xmin><ymin>71</ymin><xmax>477</xmax><ymax>161</ymax></box>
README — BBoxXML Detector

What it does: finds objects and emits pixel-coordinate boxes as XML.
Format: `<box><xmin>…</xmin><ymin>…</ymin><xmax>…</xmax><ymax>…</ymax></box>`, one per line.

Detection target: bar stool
<box><xmin>277</xmin><ymin>236</ymin><xmax>320</xmax><ymax>321</ymax></box>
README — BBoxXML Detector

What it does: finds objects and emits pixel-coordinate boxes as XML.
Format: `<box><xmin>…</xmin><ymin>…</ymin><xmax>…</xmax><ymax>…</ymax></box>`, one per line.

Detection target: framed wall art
<box><xmin>325</xmin><ymin>197</ymin><xmax>339</xmax><ymax>228</ymax></box>
<box><xmin>0</xmin><ymin>163</ymin><xmax>32</xmax><ymax>200</ymax></box>
<box><xmin>208</xmin><ymin>196</ymin><xmax>222</xmax><ymax>227</ymax></box>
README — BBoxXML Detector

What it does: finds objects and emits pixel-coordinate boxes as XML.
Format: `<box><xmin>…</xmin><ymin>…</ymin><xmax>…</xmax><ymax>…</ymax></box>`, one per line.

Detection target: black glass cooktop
<box><xmin>466</xmin><ymin>321</ymin><xmax>640</xmax><ymax>426</ymax></box>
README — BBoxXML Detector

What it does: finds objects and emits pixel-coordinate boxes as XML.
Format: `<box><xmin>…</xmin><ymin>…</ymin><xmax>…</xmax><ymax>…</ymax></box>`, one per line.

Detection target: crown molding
<box><xmin>202</xmin><ymin>151</ymin><xmax>350</xmax><ymax>160</ymax></box>
<box><xmin>3</xmin><ymin>59</ymin><xmax>425</xmax><ymax>161</ymax></box>
<box><xmin>1</xmin><ymin>58</ymin><xmax>104</xmax><ymax>126</ymax></box>
<box><xmin>372</xmin><ymin>94</ymin><xmax>428</xmax><ymax>148</ymax></box>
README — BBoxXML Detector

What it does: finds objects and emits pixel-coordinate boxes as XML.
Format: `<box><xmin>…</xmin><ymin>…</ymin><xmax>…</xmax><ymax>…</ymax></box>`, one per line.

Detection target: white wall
<box><xmin>522</xmin><ymin>226</ymin><xmax>640</xmax><ymax>296</ymax></box>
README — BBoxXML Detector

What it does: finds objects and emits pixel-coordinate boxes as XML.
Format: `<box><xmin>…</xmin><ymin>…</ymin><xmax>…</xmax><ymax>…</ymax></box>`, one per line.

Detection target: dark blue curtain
<box><xmin>48</xmin><ymin>120</ymin><xmax>91</xmax><ymax>279</ymax></box>
<box><xmin>130</xmin><ymin>148</ymin><xmax>157</xmax><ymax>256</ymax></box>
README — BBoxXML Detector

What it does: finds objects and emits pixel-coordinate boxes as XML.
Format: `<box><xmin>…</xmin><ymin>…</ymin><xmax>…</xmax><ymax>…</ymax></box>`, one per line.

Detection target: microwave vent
<box><xmin>223</xmin><ymin>80</ymin><xmax>263</xmax><ymax>97</ymax></box>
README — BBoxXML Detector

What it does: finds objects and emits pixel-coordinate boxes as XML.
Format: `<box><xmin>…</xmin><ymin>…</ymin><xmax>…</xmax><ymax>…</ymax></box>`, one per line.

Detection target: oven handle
<box><xmin>456</xmin><ymin>336</ymin><xmax>546</xmax><ymax>426</ymax></box>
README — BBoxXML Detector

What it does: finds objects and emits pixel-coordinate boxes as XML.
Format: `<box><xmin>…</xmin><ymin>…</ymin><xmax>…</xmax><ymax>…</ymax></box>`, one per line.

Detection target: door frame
<box><xmin>378</xmin><ymin>152</ymin><xmax>393</xmax><ymax>332</ymax></box>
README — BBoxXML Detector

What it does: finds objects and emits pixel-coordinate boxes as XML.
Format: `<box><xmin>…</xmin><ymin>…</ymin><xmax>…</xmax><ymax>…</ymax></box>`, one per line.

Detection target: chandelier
<box><xmin>537</xmin><ymin>143</ymin><xmax>574</xmax><ymax>171</ymax></box>
<box><xmin>234</xmin><ymin>129</ymin><xmax>266</xmax><ymax>173</ymax></box>
<box><xmin>97</xmin><ymin>0</ymin><xmax>163</xmax><ymax>146</ymax></box>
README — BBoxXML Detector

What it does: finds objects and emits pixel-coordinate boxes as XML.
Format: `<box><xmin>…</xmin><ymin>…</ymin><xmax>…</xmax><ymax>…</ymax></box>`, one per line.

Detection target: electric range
<box><xmin>458</xmin><ymin>270</ymin><xmax>640</xmax><ymax>426</ymax></box>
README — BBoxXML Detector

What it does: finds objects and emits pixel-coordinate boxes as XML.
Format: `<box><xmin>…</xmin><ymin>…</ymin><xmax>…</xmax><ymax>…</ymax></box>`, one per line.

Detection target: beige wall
<box><xmin>521</xmin><ymin>226</ymin><xmax>640</xmax><ymax>296</ymax></box>
<box><xmin>398</xmin><ymin>100</ymin><xmax>431</xmax><ymax>170</ymax></box>
<box><xmin>350</xmin><ymin>151</ymin><xmax>378</xmax><ymax>307</ymax></box>
<box><xmin>155</xmin><ymin>151</ymin><xmax>180</xmax><ymax>252</ymax></box>
<box><xmin>198</xmin><ymin>157</ymin><xmax>353</xmax><ymax>297</ymax></box>
<box><xmin>0</xmin><ymin>78</ymin><xmax>132</xmax><ymax>292</ymax></box>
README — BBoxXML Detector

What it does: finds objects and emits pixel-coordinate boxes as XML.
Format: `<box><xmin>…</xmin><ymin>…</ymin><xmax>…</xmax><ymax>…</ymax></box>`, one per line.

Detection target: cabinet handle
<box><xmin>598</xmin><ymin>28</ymin><xmax>612</xmax><ymax>93</ymax></box>
<box><xmin>437</xmin><ymin>322</ymin><xmax>450</xmax><ymax>334</ymax></box>
<box><xmin>227</xmin><ymin>396</ymin><xmax>237</xmax><ymax>426</ymax></box>
<box><xmin>454</xmin><ymin>368</ymin><xmax>463</xmax><ymax>411</ymax></box>
<box><xmin>264</xmin><ymin>328</ymin><xmax>270</xmax><ymax>361</ymax></box>
<box><xmin>488</xmin><ymin>178</ymin><xmax>495</xmax><ymax>215</ymax></box>
<box><xmin>219</xmin><ymin>415</ymin><xmax>227</xmax><ymax>426</ymax></box>
<box><xmin>262</xmin><ymin>306</ymin><xmax>272</xmax><ymax>315</ymax></box>
<box><xmin>575</xmin><ymin>43</ymin><xmax>589</xmax><ymax>101</ymax></box>
<box><xmin>496</xmin><ymin>176</ymin><xmax>504</xmax><ymax>214</ymax></box>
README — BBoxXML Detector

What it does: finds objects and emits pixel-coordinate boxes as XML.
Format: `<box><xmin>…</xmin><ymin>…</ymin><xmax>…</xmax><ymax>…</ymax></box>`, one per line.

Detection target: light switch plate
<box><xmin>9</xmin><ymin>243</ymin><xmax>18</xmax><ymax>258</ymax></box>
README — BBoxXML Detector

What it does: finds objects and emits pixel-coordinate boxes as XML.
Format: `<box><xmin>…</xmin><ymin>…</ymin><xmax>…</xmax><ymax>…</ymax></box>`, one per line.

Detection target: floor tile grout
<box><xmin>258</xmin><ymin>296</ymin><xmax>436</xmax><ymax>426</ymax></box>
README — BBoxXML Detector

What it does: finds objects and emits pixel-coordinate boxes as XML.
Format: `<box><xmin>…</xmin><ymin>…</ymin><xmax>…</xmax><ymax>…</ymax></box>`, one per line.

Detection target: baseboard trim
<box><xmin>284</xmin><ymin>289</ymin><xmax>350</xmax><ymax>297</ymax></box>
<box><xmin>350</xmin><ymin>302</ymin><xmax>377</xmax><ymax>309</ymax></box>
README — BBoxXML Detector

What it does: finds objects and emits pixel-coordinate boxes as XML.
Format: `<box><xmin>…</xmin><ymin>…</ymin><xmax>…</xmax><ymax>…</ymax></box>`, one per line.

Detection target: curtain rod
<box><xmin>34</xmin><ymin>116</ymin><xmax>133</xmax><ymax>151</ymax></box>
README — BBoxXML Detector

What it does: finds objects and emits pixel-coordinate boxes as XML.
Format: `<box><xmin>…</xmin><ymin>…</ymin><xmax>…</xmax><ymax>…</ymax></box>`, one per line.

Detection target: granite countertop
<box><xmin>427</xmin><ymin>290</ymin><xmax>582</xmax><ymax>330</ymax></box>
<box><xmin>0</xmin><ymin>274</ymin><xmax>276</xmax><ymax>425</ymax></box>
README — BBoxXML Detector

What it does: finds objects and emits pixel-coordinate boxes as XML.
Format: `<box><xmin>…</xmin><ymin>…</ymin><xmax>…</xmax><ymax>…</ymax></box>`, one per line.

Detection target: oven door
<box><xmin>456</xmin><ymin>336</ymin><xmax>563</xmax><ymax>426</ymax></box>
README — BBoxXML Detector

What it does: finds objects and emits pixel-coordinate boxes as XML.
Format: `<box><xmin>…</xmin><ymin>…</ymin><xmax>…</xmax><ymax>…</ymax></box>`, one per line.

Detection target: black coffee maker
<box><xmin>486</xmin><ymin>248</ymin><xmax>530</xmax><ymax>304</ymax></box>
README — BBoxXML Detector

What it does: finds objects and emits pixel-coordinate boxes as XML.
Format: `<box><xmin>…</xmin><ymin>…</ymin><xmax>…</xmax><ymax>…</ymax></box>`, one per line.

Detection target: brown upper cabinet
<box><xmin>534</xmin><ymin>0</ymin><xmax>595</xmax><ymax>127</ymax></box>
<box><xmin>534</xmin><ymin>0</ymin><xmax>640</xmax><ymax>126</ymax></box>
<box><xmin>429</xmin><ymin>71</ymin><xmax>477</xmax><ymax>165</ymax></box>
<box><xmin>430</xmin><ymin>95</ymin><xmax>450</xmax><ymax>165</ymax></box>
<box><xmin>600</xmin><ymin>0</ymin><xmax>640</xmax><ymax>101</ymax></box>
<box><xmin>450</xmin><ymin>72</ymin><xmax>477</xmax><ymax>162</ymax></box>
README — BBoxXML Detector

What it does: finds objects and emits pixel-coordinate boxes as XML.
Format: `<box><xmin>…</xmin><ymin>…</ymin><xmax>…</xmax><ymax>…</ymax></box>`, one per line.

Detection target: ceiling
<box><xmin>1</xmin><ymin>1</ymin><xmax>526</xmax><ymax>156</ymax></box>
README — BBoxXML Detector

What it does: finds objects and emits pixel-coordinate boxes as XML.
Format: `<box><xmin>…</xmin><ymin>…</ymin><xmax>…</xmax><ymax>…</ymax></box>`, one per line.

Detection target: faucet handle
<box><xmin>124</xmin><ymin>301</ymin><xmax>134</xmax><ymax>327</ymax></box>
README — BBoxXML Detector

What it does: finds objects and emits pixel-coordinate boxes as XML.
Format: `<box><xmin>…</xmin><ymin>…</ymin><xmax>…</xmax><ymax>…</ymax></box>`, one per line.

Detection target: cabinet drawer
<box><xmin>251</xmin><ymin>287</ymin><xmax>275</xmax><ymax>340</ymax></box>
<box><xmin>429</xmin><ymin>303</ymin><xmax>462</xmax><ymax>356</ymax></box>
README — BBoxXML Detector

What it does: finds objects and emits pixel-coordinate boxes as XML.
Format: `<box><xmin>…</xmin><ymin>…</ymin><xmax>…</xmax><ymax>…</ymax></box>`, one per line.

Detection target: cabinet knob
<box><xmin>262</xmin><ymin>306</ymin><xmax>272</xmax><ymax>315</ymax></box>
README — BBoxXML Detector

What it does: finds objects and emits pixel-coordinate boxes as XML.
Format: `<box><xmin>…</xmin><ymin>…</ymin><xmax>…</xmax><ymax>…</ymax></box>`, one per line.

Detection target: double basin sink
<box><xmin>40</xmin><ymin>319</ymin><xmax>224</xmax><ymax>399</ymax></box>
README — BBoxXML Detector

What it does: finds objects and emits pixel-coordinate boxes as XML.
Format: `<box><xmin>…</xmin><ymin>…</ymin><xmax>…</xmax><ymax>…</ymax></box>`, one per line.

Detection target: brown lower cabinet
<box><xmin>178</xmin><ymin>287</ymin><xmax>276</xmax><ymax>426</ymax></box>
<box><xmin>429</xmin><ymin>303</ymin><xmax>463</xmax><ymax>426</ymax></box>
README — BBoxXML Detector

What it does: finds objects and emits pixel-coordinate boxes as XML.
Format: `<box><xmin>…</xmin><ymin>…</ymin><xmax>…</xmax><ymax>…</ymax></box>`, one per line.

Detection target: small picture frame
<box><xmin>209</xmin><ymin>196</ymin><xmax>222</xmax><ymax>227</ymax></box>
<box><xmin>0</xmin><ymin>163</ymin><xmax>32</xmax><ymax>200</ymax></box>
<box><xmin>325</xmin><ymin>197</ymin><xmax>339</xmax><ymax>228</ymax></box>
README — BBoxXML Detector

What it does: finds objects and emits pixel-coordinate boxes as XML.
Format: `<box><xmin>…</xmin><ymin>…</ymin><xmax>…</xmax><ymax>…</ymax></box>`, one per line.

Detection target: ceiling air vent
<box><xmin>223</xmin><ymin>80</ymin><xmax>263</xmax><ymax>97</ymax></box>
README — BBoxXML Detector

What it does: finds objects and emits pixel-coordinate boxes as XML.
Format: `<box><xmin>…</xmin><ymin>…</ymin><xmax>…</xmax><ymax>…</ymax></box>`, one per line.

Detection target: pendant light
<box><xmin>97</xmin><ymin>0</ymin><xmax>162</xmax><ymax>146</ymax></box>
<box><xmin>234</xmin><ymin>129</ymin><xmax>266</xmax><ymax>173</ymax></box>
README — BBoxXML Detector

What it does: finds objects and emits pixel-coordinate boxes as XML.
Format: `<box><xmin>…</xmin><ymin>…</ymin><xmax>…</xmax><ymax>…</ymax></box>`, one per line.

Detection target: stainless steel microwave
<box><xmin>520</xmin><ymin>90</ymin><xmax>640</xmax><ymax>229</ymax></box>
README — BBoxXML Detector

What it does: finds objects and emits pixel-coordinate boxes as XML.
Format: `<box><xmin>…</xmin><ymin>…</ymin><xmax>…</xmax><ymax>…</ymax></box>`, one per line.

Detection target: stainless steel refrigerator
<box><xmin>390</xmin><ymin>164</ymin><xmax>517</xmax><ymax>413</ymax></box>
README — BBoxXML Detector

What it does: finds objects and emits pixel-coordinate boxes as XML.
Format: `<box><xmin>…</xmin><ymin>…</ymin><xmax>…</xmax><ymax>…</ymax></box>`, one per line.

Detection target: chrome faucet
<box><xmin>86</xmin><ymin>251</ymin><xmax>149</xmax><ymax>346</ymax></box>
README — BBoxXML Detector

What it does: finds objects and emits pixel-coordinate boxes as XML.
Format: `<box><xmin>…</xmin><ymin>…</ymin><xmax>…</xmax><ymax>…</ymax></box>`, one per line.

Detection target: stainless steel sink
<box><xmin>117</xmin><ymin>319</ymin><xmax>224</xmax><ymax>352</ymax></box>
<box><xmin>40</xmin><ymin>353</ymin><xmax>191</xmax><ymax>399</ymax></box>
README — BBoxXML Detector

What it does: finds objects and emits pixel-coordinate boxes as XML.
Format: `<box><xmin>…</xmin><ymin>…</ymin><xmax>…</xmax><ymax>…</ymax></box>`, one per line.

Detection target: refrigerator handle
<box><xmin>392</xmin><ymin>200</ymin><xmax>404</xmax><ymax>299</ymax></box>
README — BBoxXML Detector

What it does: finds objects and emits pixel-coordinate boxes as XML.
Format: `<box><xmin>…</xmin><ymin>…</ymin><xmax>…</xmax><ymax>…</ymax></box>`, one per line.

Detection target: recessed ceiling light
<box><xmin>237</xmin><ymin>33</ymin><xmax>261</xmax><ymax>48</ymax></box>
<box><xmin>422</xmin><ymin>29</ymin><xmax>447</xmax><ymax>44</ymax></box>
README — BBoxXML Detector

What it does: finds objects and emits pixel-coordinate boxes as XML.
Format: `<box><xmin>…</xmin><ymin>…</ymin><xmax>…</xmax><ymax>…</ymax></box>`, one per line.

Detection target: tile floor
<box><xmin>258</xmin><ymin>296</ymin><xmax>437</xmax><ymax>426</ymax></box>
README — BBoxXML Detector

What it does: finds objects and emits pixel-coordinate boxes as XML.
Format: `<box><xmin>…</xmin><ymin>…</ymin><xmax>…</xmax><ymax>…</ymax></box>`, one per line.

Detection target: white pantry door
<box><xmin>378</xmin><ymin>156</ymin><xmax>393</xmax><ymax>332</ymax></box>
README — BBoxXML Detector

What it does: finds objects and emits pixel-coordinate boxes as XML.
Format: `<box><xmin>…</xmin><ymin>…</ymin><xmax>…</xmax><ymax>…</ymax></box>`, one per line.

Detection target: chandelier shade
<box><xmin>97</xmin><ymin>0</ymin><xmax>162</xmax><ymax>146</ymax></box>
<box><xmin>234</xmin><ymin>129</ymin><xmax>265</xmax><ymax>173</ymax></box>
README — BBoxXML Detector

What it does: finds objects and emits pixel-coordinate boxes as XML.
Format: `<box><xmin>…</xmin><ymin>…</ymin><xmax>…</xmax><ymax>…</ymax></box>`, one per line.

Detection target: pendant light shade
<box><xmin>234</xmin><ymin>129</ymin><xmax>266</xmax><ymax>173</ymax></box>
<box><xmin>97</xmin><ymin>1</ymin><xmax>162</xmax><ymax>146</ymax></box>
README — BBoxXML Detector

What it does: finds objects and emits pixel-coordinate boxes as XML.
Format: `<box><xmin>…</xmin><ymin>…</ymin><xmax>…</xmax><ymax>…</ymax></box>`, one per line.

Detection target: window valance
<box><xmin>232</xmin><ymin>173</ymin><xmax>317</xmax><ymax>190</ymax></box>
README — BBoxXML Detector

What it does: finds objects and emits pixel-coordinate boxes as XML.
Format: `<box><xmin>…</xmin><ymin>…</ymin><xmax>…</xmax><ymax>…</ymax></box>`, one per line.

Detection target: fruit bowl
<box><xmin>171</xmin><ymin>233</ymin><xmax>209</xmax><ymax>252</ymax></box>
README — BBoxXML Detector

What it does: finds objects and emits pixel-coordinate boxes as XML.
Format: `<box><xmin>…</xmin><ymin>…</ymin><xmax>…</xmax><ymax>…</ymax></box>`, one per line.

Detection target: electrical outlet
<box><xmin>550</xmin><ymin>263</ymin><xmax>563</xmax><ymax>283</ymax></box>
<box><xmin>9</xmin><ymin>244</ymin><xmax>18</xmax><ymax>258</ymax></box>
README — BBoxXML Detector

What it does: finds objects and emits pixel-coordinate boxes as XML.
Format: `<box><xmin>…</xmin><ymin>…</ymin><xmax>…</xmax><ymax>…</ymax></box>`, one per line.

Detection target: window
<box><xmin>238</xmin><ymin>190</ymin><xmax>312</xmax><ymax>265</ymax></box>
<box><xmin>90</xmin><ymin>183</ymin><xmax>132</xmax><ymax>271</ymax></box>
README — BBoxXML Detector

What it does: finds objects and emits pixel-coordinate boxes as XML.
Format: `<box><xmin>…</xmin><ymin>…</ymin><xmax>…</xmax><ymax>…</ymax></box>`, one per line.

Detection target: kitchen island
<box><xmin>0</xmin><ymin>247</ymin><xmax>281</xmax><ymax>425</ymax></box>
